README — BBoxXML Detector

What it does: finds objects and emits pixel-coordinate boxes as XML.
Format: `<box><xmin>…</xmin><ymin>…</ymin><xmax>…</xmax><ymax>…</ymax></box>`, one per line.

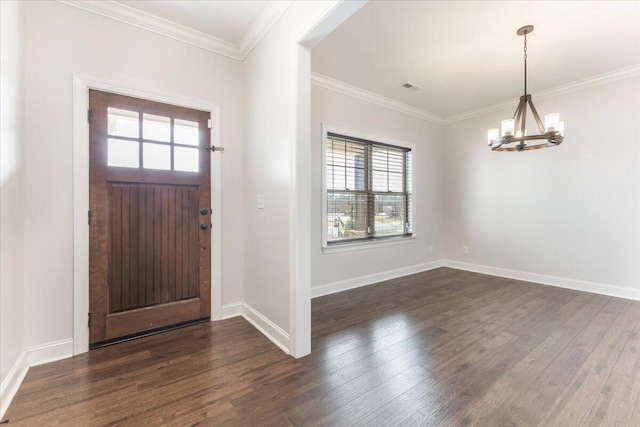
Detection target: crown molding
<box><xmin>443</xmin><ymin>64</ymin><xmax>640</xmax><ymax>124</ymax></box>
<box><xmin>237</xmin><ymin>1</ymin><xmax>293</xmax><ymax>59</ymax></box>
<box><xmin>312</xmin><ymin>64</ymin><xmax>640</xmax><ymax>126</ymax></box>
<box><xmin>311</xmin><ymin>73</ymin><xmax>445</xmax><ymax>125</ymax></box>
<box><xmin>57</xmin><ymin>0</ymin><xmax>293</xmax><ymax>61</ymax></box>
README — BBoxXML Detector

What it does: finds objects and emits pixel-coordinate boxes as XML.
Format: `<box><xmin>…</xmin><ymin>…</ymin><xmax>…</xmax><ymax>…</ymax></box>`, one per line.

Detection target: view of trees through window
<box><xmin>326</xmin><ymin>133</ymin><xmax>412</xmax><ymax>244</ymax></box>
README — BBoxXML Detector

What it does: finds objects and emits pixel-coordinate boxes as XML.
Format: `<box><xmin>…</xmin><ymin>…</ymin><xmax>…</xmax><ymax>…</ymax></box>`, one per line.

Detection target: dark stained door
<box><xmin>89</xmin><ymin>90</ymin><xmax>211</xmax><ymax>347</ymax></box>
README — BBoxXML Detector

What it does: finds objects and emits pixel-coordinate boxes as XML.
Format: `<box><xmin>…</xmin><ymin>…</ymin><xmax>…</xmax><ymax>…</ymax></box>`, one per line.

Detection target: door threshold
<box><xmin>90</xmin><ymin>316</ymin><xmax>210</xmax><ymax>350</ymax></box>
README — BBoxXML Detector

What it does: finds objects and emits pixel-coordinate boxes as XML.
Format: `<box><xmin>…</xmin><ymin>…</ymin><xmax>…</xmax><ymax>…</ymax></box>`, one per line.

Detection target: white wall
<box><xmin>310</xmin><ymin>85</ymin><xmax>444</xmax><ymax>291</ymax></box>
<box><xmin>22</xmin><ymin>1</ymin><xmax>244</xmax><ymax>349</ymax></box>
<box><xmin>443</xmin><ymin>76</ymin><xmax>640</xmax><ymax>296</ymax></box>
<box><xmin>0</xmin><ymin>0</ymin><xmax>26</xmax><ymax>396</ymax></box>
<box><xmin>242</xmin><ymin>1</ymin><xmax>339</xmax><ymax>346</ymax></box>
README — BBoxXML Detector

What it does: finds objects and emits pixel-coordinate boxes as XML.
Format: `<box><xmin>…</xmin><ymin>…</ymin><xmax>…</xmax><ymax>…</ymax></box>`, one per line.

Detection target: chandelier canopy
<box><xmin>488</xmin><ymin>25</ymin><xmax>564</xmax><ymax>152</ymax></box>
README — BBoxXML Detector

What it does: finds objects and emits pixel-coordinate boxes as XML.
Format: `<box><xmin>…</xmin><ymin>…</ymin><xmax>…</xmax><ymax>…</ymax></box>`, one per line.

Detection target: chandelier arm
<box><xmin>511</xmin><ymin>97</ymin><xmax>524</xmax><ymax>120</ymax></box>
<box><xmin>512</xmin><ymin>99</ymin><xmax>523</xmax><ymax>133</ymax></box>
<box><xmin>527</xmin><ymin>98</ymin><xmax>546</xmax><ymax>134</ymax></box>
<box><xmin>520</xmin><ymin>99</ymin><xmax>528</xmax><ymax>136</ymax></box>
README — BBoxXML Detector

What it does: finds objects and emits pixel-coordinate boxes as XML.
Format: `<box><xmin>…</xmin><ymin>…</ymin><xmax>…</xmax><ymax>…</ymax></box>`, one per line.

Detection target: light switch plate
<box><xmin>257</xmin><ymin>195</ymin><xmax>264</xmax><ymax>209</ymax></box>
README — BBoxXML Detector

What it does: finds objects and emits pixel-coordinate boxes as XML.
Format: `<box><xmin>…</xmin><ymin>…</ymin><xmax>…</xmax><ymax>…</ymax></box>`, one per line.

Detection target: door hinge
<box><xmin>207</xmin><ymin>118</ymin><xmax>212</xmax><ymax>129</ymax></box>
<box><xmin>88</xmin><ymin>312</ymin><xmax>91</xmax><ymax>327</ymax></box>
<box><xmin>88</xmin><ymin>210</ymin><xmax>91</xmax><ymax>225</ymax></box>
<box><xmin>87</xmin><ymin>109</ymin><xmax>91</xmax><ymax>124</ymax></box>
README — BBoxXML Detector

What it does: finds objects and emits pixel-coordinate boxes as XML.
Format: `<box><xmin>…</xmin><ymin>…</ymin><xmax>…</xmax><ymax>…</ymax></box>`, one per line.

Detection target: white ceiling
<box><xmin>311</xmin><ymin>1</ymin><xmax>640</xmax><ymax>118</ymax></box>
<box><xmin>115</xmin><ymin>0</ymin><xmax>269</xmax><ymax>45</ymax></box>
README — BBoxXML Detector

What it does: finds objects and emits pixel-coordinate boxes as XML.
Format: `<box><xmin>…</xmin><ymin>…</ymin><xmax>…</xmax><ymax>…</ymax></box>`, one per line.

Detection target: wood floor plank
<box><xmin>541</xmin><ymin>300</ymin><xmax>640</xmax><ymax>426</ymax></box>
<box><xmin>495</xmin><ymin>295</ymin><xmax>622</xmax><ymax>426</ymax></box>
<box><xmin>581</xmin><ymin>303</ymin><xmax>640</xmax><ymax>427</ymax></box>
<box><xmin>412</xmin><ymin>291</ymin><xmax>597</xmax><ymax>426</ymax></box>
<box><xmin>5</xmin><ymin>267</ymin><xmax>640</xmax><ymax>427</ymax></box>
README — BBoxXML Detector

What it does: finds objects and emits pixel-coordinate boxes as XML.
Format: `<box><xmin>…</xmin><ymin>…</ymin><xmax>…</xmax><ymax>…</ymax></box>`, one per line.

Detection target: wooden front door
<box><xmin>89</xmin><ymin>90</ymin><xmax>211</xmax><ymax>348</ymax></box>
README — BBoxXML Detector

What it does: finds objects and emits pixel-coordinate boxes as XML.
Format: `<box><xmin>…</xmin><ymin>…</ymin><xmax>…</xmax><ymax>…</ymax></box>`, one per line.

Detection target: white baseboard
<box><xmin>311</xmin><ymin>260</ymin><xmax>444</xmax><ymax>298</ymax></box>
<box><xmin>0</xmin><ymin>350</ymin><xmax>29</xmax><ymax>420</ymax></box>
<box><xmin>1</xmin><ymin>339</ymin><xmax>74</xmax><ymax>417</ymax></box>
<box><xmin>241</xmin><ymin>302</ymin><xmax>290</xmax><ymax>354</ymax></box>
<box><xmin>27</xmin><ymin>338</ymin><xmax>74</xmax><ymax>367</ymax></box>
<box><xmin>220</xmin><ymin>302</ymin><xmax>243</xmax><ymax>319</ymax></box>
<box><xmin>443</xmin><ymin>260</ymin><xmax>640</xmax><ymax>301</ymax></box>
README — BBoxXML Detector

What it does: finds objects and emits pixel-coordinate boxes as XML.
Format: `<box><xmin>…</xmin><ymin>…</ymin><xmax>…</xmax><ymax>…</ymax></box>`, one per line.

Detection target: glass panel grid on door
<box><xmin>107</xmin><ymin>107</ymin><xmax>200</xmax><ymax>173</ymax></box>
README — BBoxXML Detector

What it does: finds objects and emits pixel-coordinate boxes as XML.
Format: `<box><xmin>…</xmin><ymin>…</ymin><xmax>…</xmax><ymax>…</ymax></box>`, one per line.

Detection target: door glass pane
<box><xmin>374</xmin><ymin>194</ymin><xmax>406</xmax><ymax>236</ymax></box>
<box><xmin>174</xmin><ymin>146</ymin><xmax>199</xmax><ymax>173</ymax></box>
<box><xmin>174</xmin><ymin>119</ymin><xmax>199</xmax><ymax>146</ymax></box>
<box><xmin>143</xmin><ymin>143</ymin><xmax>170</xmax><ymax>170</ymax></box>
<box><xmin>143</xmin><ymin>114</ymin><xmax>171</xmax><ymax>142</ymax></box>
<box><xmin>108</xmin><ymin>108</ymin><xmax>139</xmax><ymax>138</ymax></box>
<box><xmin>108</xmin><ymin>138</ymin><xmax>139</xmax><ymax>168</ymax></box>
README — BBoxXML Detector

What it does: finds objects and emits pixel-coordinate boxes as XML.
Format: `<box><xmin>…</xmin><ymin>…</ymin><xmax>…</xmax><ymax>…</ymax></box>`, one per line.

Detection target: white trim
<box><xmin>27</xmin><ymin>339</ymin><xmax>74</xmax><ymax>367</ymax></box>
<box><xmin>72</xmin><ymin>73</ymin><xmax>223</xmax><ymax>355</ymax></box>
<box><xmin>237</xmin><ymin>1</ymin><xmax>294</xmax><ymax>59</ymax></box>
<box><xmin>311</xmin><ymin>73</ymin><xmax>445</xmax><ymax>125</ymax></box>
<box><xmin>221</xmin><ymin>302</ymin><xmax>243</xmax><ymax>320</ymax></box>
<box><xmin>311</xmin><ymin>65</ymin><xmax>640</xmax><ymax>126</ymax></box>
<box><xmin>57</xmin><ymin>0</ymin><xmax>292</xmax><ymax>61</ymax></box>
<box><xmin>289</xmin><ymin>43</ymin><xmax>312</xmax><ymax>359</ymax></box>
<box><xmin>241</xmin><ymin>303</ymin><xmax>290</xmax><ymax>354</ymax></box>
<box><xmin>299</xmin><ymin>1</ymin><xmax>368</xmax><ymax>49</ymax></box>
<box><xmin>0</xmin><ymin>351</ymin><xmax>29</xmax><ymax>420</ymax></box>
<box><xmin>321</xmin><ymin>124</ymin><xmax>416</xmax><ymax>251</ymax></box>
<box><xmin>311</xmin><ymin>260</ymin><xmax>443</xmax><ymax>298</ymax></box>
<box><xmin>444</xmin><ymin>64</ymin><xmax>640</xmax><ymax>124</ymax></box>
<box><xmin>210</xmin><ymin>104</ymin><xmax>223</xmax><ymax>322</ymax></box>
<box><xmin>443</xmin><ymin>260</ymin><xmax>640</xmax><ymax>302</ymax></box>
<box><xmin>323</xmin><ymin>236</ymin><xmax>416</xmax><ymax>254</ymax></box>
<box><xmin>287</xmin><ymin>0</ymin><xmax>367</xmax><ymax>359</ymax></box>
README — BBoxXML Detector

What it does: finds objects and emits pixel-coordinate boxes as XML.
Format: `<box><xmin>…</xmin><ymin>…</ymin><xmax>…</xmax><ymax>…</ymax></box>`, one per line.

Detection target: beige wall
<box><xmin>0</xmin><ymin>0</ymin><xmax>26</xmax><ymax>414</ymax></box>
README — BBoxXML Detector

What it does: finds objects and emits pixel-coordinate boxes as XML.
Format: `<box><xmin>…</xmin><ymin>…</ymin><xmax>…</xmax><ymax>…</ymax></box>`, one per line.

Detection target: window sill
<box><xmin>322</xmin><ymin>236</ymin><xmax>416</xmax><ymax>254</ymax></box>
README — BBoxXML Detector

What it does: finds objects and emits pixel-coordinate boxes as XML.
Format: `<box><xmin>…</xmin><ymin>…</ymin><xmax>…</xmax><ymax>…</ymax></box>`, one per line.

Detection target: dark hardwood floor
<box><xmin>6</xmin><ymin>267</ymin><xmax>640</xmax><ymax>426</ymax></box>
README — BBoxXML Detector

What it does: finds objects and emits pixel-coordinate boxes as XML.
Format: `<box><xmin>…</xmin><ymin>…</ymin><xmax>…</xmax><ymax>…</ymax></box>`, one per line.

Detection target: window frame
<box><xmin>321</xmin><ymin>124</ymin><xmax>416</xmax><ymax>253</ymax></box>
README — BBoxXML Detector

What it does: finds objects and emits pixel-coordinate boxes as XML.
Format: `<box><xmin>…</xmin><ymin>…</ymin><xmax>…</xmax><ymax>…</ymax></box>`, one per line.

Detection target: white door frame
<box><xmin>72</xmin><ymin>74</ymin><xmax>223</xmax><ymax>355</ymax></box>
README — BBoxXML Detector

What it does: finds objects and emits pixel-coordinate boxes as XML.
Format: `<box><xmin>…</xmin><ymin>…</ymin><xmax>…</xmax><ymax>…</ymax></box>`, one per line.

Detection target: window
<box><xmin>324</xmin><ymin>130</ymin><xmax>413</xmax><ymax>247</ymax></box>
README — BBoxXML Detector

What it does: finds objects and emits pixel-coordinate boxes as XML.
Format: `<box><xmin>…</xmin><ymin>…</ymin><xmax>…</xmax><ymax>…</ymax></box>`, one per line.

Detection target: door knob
<box><xmin>200</xmin><ymin>208</ymin><xmax>209</xmax><ymax>216</ymax></box>
<box><xmin>200</xmin><ymin>223</ymin><xmax>209</xmax><ymax>230</ymax></box>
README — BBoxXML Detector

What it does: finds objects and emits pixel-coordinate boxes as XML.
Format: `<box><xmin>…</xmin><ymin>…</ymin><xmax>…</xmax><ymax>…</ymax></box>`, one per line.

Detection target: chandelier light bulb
<box><xmin>556</xmin><ymin>121</ymin><xmax>565</xmax><ymax>137</ymax></box>
<box><xmin>501</xmin><ymin>119</ymin><xmax>515</xmax><ymax>137</ymax></box>
<box><xmin>488</xmin><ymin>128</ymin><xmax>500</xmax><ymax>146</ymax></box>
<box><xmin>545</xmin><ymin>113</ymin><xmax>560</xmax><ymax>132</ymax></box>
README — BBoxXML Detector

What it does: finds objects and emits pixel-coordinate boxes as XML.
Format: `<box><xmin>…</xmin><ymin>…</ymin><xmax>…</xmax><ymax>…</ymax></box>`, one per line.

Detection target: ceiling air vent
<box><xmin>402</xmin><ymin>82</ymin><xmax>422</xmax><ymax>92</ymax></box>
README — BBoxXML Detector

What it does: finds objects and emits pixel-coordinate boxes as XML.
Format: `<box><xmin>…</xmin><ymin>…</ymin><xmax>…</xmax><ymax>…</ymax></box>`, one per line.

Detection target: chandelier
<box><xmin>487</xmin><ymin>25</ymin><xmax>564</xmax><ymax>151</ymax></box>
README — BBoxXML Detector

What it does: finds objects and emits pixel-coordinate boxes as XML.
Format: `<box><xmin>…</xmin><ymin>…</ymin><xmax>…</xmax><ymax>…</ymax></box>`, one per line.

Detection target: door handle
<box><xmin>200</xmin><ymin>223</ymin><xmax>209</xmax><ymax>230</ymax></box>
